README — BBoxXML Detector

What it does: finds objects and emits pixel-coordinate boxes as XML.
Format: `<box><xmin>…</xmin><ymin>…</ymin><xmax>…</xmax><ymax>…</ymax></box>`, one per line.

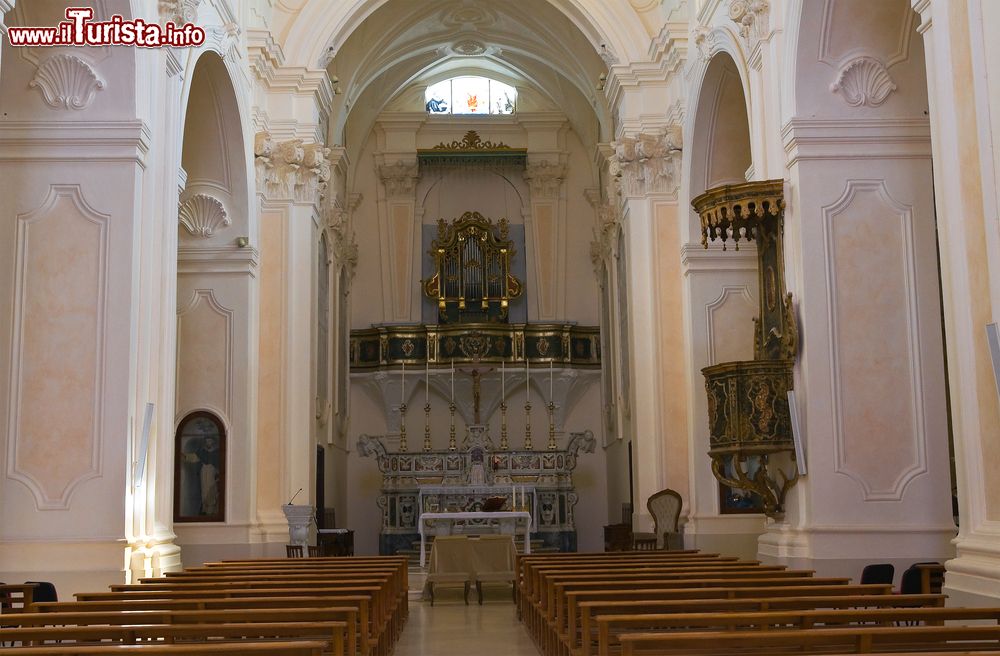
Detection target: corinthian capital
<box><xmin>254</xmin><ymin>131</ymin><xmax>331</xmax><ymax>203</ymax></box>
<box><xmin>159</xmin><ymin>0</ymin><xmax>201</xmax><ymax>25</ymax></box>
<box><xmin>524</xmin><ymin>160</ymin><xmax>567</xmax><ymax>199</ymax></box>
<box><xmin>729</xmin><ymin>0</ymin><xmax>770</xmax><ymax>49</ymax></box>
<box><xmin>610</xmin><ymin>128</ymin><xmax>683</xmax><ymax>197</ymax></box>
<box><xmin>323</xmin><ymin>202</ymin><xmax>359</xmax><ymax>289</ymax></box>
<box><xmin>378</xmin><ymin>161</ymin><xmax>419</xmax><ymax>199</ymax></box>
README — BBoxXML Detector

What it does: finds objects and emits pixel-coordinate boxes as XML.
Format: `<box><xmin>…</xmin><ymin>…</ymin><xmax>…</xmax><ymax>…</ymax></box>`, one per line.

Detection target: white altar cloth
<box><xmin>418</xmin><ymin>511</ymin><xmax>532</xmax><ymax>567</ymax></box>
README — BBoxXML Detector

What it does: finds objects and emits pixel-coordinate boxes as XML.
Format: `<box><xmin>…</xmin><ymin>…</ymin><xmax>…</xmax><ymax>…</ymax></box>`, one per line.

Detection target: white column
<box><xmin>609</xmin><ymin>131</ymin><xmax>682</xmax><ymax>533</ymax></box>
<box><xmin>913</xmin><ymin>0</ymin><xmax>1000</xmax><ymax>606</ymax></box>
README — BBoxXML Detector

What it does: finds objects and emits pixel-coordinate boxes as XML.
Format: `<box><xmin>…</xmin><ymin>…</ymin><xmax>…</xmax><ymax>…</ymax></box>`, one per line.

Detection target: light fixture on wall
<box><xmin>596</xmin><ymin>73</ymin><xmax>606</xmax><ymax>91</ymax></box>
<box><xmin>235</xmin><ymin>236</ymin><xmax>249</xmax><ymax>248</ymax></box>
<box><xmin>331</xmin><ymin>76</ymin><xmax>342</xmax><ymax>95</ymax></box>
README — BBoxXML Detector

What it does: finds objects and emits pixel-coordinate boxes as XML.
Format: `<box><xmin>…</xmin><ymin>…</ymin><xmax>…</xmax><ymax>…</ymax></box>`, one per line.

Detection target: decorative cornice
<box><xmin>254</xmin><ymin>131</ymin><xmax>330</xmax><ymax>203</ymax></box>
<box><xmin>609</xmin><ymin>128</ymin><xmax>683</xmax><ymax>197</ymax></box>
<box><xmin>830</xmin><ymin>56</ymin><xmax>898</xmax><ymax>108</ymax></box>
<box><xmin>378</xmin><ymin>160</ymin><xmax>419</xmax><ymax>199</ymax></box>
<box><xmin>158</xmin><ymin>0</ymin><xmax>201</xmax><ymax>25</ymax></box>
<box><xmin>431</xmin><ymin>130</ymin><xmax>513</xmax><ymax>151</ymax></box>
<box><xmin>247</xmin><ymin>29</ymin><xmax>285</xmax><ymax>82</ymax></box>
<box><xmin>523</xmin><ymin>160</ymin><xmax>566</xmax><ymax>199</ymax></box>
<box><xmin>178</xmin><ymin>193</ymin><xmax>229</xmax><ymax>238</ymax></box>
<box><xmin>29</xmin><ymin>54</ymin><xmax>105</xmax><ymax>110</ymax></box>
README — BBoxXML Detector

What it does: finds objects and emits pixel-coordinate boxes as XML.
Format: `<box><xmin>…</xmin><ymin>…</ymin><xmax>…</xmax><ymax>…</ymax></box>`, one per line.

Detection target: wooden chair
<box><xmin>307</xmin><ymin>545</ymin><xmax>319</xmax><ymax>557</ymax></box>
<box><xmin>640</xmin><ymin>488</ymin><xmax>682</xmax><ymax>550</ymax></box>
<box><xmin>286</xmin><ymin>544</ymin><xmax>304</xmax><ymax>558</ymax></box>
<box><xmin>861</xmin><ymin>563</ymin><xmax>895</xmax><ymax>585</ymax></box>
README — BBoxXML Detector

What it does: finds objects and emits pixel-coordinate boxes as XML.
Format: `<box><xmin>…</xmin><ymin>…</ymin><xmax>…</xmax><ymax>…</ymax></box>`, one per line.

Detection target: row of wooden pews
<box><xmin>0</xmin><ymin>555</ymin><xmax>409</xmax><ymax>655</ymax></box>
<box><xmin>516</xmin><ymin>549</ymin><xmax>1000</xmax><ymax>656</ymax></box>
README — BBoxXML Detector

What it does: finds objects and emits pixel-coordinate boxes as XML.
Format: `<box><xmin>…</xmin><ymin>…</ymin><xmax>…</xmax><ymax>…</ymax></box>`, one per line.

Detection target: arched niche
<box><xmin>179</xmin><ymin>52</ymin><xmax>249</xmax><ymax>245</ymax></box>
<box><xmin>687</xmin><ymin>52</ymin><xmax>753</xmax><ymax>239</ymax></box>
<box><xmin>173</xmin><ymin>411</ymin><xmax>226</xmax><ymax>523</ymax></box>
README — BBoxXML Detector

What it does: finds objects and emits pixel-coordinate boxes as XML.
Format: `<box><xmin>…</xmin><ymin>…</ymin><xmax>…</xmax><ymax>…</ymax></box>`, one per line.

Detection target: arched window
<box><xmin>174</xmin><ymin>411</ymin><xmax>226</xmax><ymax>522</ymax></box>
<box><xmin>425</xmin><ymin>76</ymin><xmax>516</xmax><ymax>115</ymax></box>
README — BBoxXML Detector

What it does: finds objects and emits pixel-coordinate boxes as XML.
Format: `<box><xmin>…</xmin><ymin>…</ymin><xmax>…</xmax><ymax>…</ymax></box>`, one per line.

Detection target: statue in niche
<box><xmin>462</xmin><ymin>425</ymin><xmax>495</xmax><ymax>486</ymax></box>
<box><xmin>469</xmin><ymin>446</ymin><xmax>487</xmax><ymax>486</ymax></box>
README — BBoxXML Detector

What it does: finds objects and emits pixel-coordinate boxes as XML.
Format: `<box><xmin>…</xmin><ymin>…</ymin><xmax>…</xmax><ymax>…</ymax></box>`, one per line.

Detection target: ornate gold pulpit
<box><xmin>422</xmin><ymin>211</ymin><xmax>523</xmax><ymax>323</ymax></box>
<box><xmin>692</xmin><ymin>180</ymin><xmax>800</xmax><ymax>518</ymax></box>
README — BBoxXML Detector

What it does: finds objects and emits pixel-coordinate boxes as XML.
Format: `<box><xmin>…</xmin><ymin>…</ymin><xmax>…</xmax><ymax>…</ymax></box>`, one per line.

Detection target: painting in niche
<box><xmin>174</xmin><ymin>411</ymin><xmax>226</xmax><ymax>522</ymax></box>
<box><xmin>718</xmin><ymin>455</ymin><xmax>765</xmax><ymax>514</ymax></box>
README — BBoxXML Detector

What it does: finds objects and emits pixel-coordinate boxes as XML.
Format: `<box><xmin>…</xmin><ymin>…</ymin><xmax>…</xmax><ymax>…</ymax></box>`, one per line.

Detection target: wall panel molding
<box><xmin>822</xmin><ymin>179</ymin><xmax>927</xmax><ymax>501</ymax></box>
<box><xmin>6</xmin><ymin>185</ymin><xmax>109</xmax><ymax>510</ymax></box>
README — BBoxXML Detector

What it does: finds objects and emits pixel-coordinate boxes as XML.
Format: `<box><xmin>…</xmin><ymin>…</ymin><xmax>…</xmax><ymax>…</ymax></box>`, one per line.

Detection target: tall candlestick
<box><xmin>525</xmin><ymin>359</ymin><xmax>530</xmax><ymax>401</ymax></box>
<box><xmin>501</xmin><ymin>361</ymin><xmax>505</xmax><ymax>399</ymax></box>
<box><xmin>549</xmin><ymin>360</ymin><xmax>553</xmax><ymax>402</ymax></box>
<box><xmin>451</xmin><ymin>359</ymin><xmax>455</xmax><ymax>401</ymax></box>
<box><xmin>425</xmin><ymin>360</ymin><xmax>429</xmax><ymax>404</ymax></box>
<box><xmin>401</xmin><ymin>361</ymin><xmax>406</xmax><ymax>405</ymax></box>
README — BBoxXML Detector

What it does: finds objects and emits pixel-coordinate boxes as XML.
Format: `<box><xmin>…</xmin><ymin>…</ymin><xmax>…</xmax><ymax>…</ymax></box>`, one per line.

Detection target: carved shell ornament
<box><xmin>830</xmin><ymin>56</ymin><xmax>898</xmax><ymax>107</ymax></box>
<box><xmin>178</xmin><ymin>194</ymin><xmax>230</xmax><ymax>237</ymax></box>
<box><xmin>30</xmin><ymin>54</ymin><xmax>106</xmax><ymax>110</ymax></box>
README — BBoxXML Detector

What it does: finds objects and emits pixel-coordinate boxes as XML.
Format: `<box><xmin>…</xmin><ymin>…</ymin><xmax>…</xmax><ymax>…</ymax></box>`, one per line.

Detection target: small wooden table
<box><xmin>317</xmin><ymin>529</ymin><xmax>354</xmax><ymax>556</ymax></box>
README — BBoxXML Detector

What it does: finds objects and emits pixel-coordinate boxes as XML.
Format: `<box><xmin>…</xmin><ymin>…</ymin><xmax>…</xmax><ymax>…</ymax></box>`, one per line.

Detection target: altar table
<box><xmin>418</xmin><ymin>511</ymin><xmax>532</xmax><ymax>567</ymax></box>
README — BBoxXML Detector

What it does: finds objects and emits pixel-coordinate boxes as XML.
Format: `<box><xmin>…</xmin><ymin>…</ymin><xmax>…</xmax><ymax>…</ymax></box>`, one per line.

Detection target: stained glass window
<box><xmin>425</xmin><ymin>77</ymin><xmax>516</xmax><ymax>115</ymax></box>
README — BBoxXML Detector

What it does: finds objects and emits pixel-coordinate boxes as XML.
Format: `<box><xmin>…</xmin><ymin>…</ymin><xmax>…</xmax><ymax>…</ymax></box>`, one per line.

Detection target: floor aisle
<box><xmin>394</xmin><ymin>573</ymin><xmax>537</xmax><ymax>655</ymax></box>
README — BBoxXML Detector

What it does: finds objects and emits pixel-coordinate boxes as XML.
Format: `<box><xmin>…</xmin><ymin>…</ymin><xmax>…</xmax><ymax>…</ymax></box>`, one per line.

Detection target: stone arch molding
<box><xmin>822</xmin><ymin>179</ymin><xmax>927</xmax><ymax>502</ymax></box>
<box><xmin>7</xmin><ymin>186</ymin><xmax>110</xmax><ymax>510</ymax></box>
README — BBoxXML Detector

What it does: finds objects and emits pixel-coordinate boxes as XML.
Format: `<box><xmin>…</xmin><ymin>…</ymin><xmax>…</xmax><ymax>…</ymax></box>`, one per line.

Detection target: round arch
<box><xmin>684</xmin><ymin>51</ymin><xmax>754</xmax><ymax>240</ymax></box>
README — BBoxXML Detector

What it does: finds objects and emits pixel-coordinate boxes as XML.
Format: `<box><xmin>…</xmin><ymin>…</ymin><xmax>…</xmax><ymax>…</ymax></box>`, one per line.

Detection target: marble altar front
<box><xmin>357</xmin><ymin>426</ymin><xmax>595</xmax><ymax>554</ymax></box>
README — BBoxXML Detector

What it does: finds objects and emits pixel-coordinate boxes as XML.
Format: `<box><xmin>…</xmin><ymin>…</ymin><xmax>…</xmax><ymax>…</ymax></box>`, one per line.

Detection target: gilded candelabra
<box><xmin>423</xmin><ymin>402</ymin><xmax>432</xmax><ymax>452</ymax></box>
<box><xmin>398</xmin><ymin>403</ymin><xmax>408</xmax><ymax>453</ymax></box>
<box><xmin>448</xmin><ymin>402</ymin><xmax>457</xmax><ymax>451</ymax></box>
<box><xmin>499</xmin><ymin>401</ymin><xmax>509</xmax><ymax>450</ymax></box>
<box><xmin>547</xmin><ymin>401</ymin><xmax>557</xmax><ymax>450</ymax></box>
<box><xmin>524</xmin><ymin>401</ymin><xmax>533</xmax><ymax>450</ymax></box>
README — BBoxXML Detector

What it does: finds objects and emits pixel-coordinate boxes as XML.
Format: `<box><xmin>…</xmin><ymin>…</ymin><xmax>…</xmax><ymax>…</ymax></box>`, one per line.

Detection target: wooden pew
<box><xmin>0</xmin><ymin>621</ymin><xmax>346</xmax><ymax>656</ymax></box>
<box><xmin>0</xmin><ymin>641</ymin><xmax>328</xmax><ymax>655</ymax></box>
<box><xmin>5</xmin><ymin>607</ymin><xmax>358</xmax><ymax>656</ymax></box>
<box><xmin>617</xmin><ymin>625</ymin><xmax>1000</xmax><ymax>655</ymax></box>
<box><xmin>30</xmin><ymin>597</ymin><xmax>376</xmax><ymax>656</ymax></box>
<box><xmin>126</xmin><ymin>574</ymin><xmax>402</xmax><ymax>653</ymax></box>
<box><xmin>595</xmin><ymin>606</ymin><xmax>1000</xmax><ymax>656</ymax></box>
<box><xmin>574</xmin><ymin>594</ymin><xmax>944</xmax><ymax>656</ymax></box>
<box><xmin>544</xmin><ymin>575</ymin><xmax>854</xmax><ymax>647</ymax></box>
<box><xmin>549</xmin><ymin>583</ymin><xmax>892</xmax><ymax>656</ymax></box>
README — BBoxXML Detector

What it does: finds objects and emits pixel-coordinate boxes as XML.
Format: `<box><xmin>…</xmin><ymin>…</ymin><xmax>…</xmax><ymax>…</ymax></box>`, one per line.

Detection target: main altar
<box><xmin>358</xmin><ymin>427</ymin><xmax>595</xmax><ymax>555</ymax></box>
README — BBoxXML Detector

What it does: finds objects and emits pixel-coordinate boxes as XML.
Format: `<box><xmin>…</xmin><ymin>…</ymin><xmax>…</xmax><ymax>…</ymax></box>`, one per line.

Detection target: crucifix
<box><xmin>457</xmin><ymin>367</ymin><xmax>493</xmax><ymax>424</ymax></box>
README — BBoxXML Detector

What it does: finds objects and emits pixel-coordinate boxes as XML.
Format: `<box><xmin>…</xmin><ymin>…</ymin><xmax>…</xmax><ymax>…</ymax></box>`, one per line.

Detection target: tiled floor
<box><xmin>394</xmin><ymin>572</ymin><xmax>536</xmax><ymax>655</ymax></box>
